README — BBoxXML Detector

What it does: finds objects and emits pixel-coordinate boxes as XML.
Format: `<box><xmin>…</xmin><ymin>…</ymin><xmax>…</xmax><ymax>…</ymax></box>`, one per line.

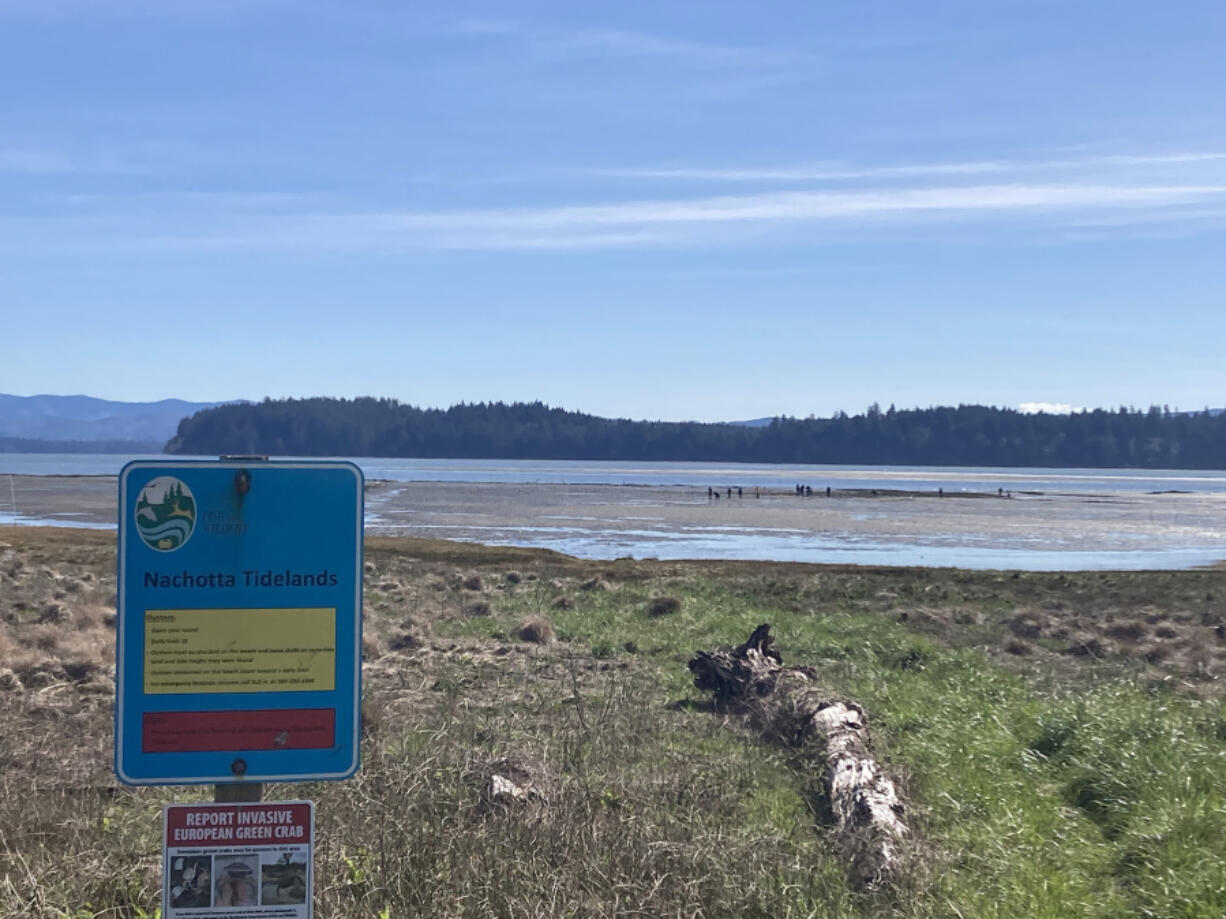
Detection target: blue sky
<box><xmin>2</xmin><ymin>0</ymin><xmax>1223</xmax><ymax>422</ymax></box>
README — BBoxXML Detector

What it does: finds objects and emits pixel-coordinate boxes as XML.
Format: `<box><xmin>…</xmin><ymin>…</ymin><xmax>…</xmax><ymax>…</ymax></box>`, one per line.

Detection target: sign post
<box><xmin>116</xmin><ymin>459</ymin><xmax>363</xmax><ymax>786</ymax></box>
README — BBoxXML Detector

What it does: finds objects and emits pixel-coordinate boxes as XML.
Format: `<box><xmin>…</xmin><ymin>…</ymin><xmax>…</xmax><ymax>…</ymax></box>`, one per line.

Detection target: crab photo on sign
<box><xmin>168</xmin><ymin>855</ymin><xmax>212</xmax><ymax>909</ymax></box>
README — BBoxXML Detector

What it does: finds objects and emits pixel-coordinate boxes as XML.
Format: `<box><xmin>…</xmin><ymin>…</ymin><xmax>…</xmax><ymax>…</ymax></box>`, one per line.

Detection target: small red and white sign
<box><xmin>163</xmin><ymin>801</ymin><xmax>313</xmax><ymax>918</ymax></box>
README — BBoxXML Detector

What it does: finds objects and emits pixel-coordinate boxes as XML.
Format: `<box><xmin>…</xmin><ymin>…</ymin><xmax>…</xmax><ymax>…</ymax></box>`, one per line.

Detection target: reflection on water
<box><xmin>366</xmin><ymin>520</ymin><xmax>1226</xmax><ymax>572</ymax></box>
<box><xmin>0</xmin><ymin>511</ymin><xmax>111</xmax><ymax>529</ymax></box>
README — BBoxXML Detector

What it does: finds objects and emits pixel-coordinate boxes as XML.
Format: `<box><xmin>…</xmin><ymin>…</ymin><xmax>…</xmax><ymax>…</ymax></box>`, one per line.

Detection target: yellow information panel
<box><xmin>144</xmin><ymin>608</ymin><xmax>336</xmax><ymax>694</ymax></box>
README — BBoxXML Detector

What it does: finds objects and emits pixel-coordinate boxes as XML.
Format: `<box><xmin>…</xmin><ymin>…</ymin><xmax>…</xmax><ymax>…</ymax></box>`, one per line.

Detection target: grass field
<box><xmin>1</xmin><ymin>527</ymin><xmax>1224</xmax><ymax>917</ymax></box>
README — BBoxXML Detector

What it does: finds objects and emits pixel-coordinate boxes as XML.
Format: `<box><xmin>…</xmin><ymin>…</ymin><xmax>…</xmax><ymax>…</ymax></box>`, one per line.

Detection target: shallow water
<box><xmin>366</xmin><ymin>519</ymin><xmax>1226</xmax><ymax>570</ymax></box>
<box><xmin>363</xmin><ymin>481</ymin><xmax>1226</xmax><ymax>571</ymax></box>
<box><xmin>4</xmin><ymin>464</ymin><xmax>1226</xmax><ymax>571</ymax></box>
<box><xmin>0</xmin><ymin>510</ymin><xmax>111</xmax><ymax>529</ymax></box>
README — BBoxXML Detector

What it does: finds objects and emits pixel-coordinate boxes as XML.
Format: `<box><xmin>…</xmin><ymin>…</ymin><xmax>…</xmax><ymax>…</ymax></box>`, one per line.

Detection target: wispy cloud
<box><xmin>590</xmin><ymin>151</ymin><xmax>1226</xmax><ymax>183</ymax></box>
<box><xmin>542</xmin><ymin>27</ymin><xmax>752</xmax><ymax>62</ymax></box>
<box><xmin>394</xmin><ymin>184</ymin><xmax>1226</xmax><ymax>231</ymax></box>
<box><xmin>53</xmin><ymin>190</ymin><xmax>320</xmax><ymax>209</ymax></box>
<box><xmin>453</xmin><ymin>18</ymin><xmax>765</xmax><ymax>65</ymax></box>
<box><xmin>68</xmin><ymin>180</ymin><xmax>1226</xmax><ymax>254</ymax></box>
<box><xmin>8</xmin><ymin>147</ymin><xmax>1226</xmax><ymax>254</ymax></box>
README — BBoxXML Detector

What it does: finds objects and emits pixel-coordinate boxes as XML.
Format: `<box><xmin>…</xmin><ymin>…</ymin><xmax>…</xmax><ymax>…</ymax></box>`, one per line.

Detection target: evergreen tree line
<box><xmin>164</xmin><ymin>398</ymin><xmax>1226</xmax><ymax>469</ymax></box>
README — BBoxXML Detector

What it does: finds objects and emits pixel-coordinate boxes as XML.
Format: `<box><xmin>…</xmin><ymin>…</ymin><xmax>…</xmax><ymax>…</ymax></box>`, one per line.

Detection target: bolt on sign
<box><xmin>116</xmin><ymin>460</ymin><xmax>363</xmax><ymax>785</ymax></box>
<box><xmin>164</xmin><ymin>801</ymin><xmax>314</xmax><ymax>918</ymax></box>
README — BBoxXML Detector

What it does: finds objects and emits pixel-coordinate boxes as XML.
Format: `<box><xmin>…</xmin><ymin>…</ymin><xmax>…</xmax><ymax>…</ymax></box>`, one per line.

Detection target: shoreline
<box><xmin>5</xmin><ymin>474</ymin><xmax>1226</xmax><ymax>571</ymax></box>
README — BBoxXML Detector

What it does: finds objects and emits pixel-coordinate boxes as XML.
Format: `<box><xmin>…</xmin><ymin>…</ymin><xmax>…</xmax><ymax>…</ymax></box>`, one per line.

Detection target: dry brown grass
<box><xmin>3</xmin><ymin>527</ymin><xmax>1226</xmax><ymax>917</ymax></box>
<box><xmin>1003</xmin><ymin>638</ymin><xmax>1032</xmax><ymax>656</ymax></box>
<box><xmin>1</xmin><ymin>529</ymin><xmax>841</xmax><ymax>916</ymax></box>
<box><xmin>0</xmin><ymin>531</ymin><xmax>116</xmax><ymax>696</ymax></box>
<box><xmin>464</xmin><ymin>599</ymin><xmax>493</xmax><ymax>617</ymax></box>
<box><xmin>4</xmin><ymin>527</ymin><xmax>1223</xmax><ymax>706</ymax></box>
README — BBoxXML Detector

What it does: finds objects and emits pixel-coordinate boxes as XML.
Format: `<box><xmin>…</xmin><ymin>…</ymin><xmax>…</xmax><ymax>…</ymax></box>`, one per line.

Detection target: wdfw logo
<box><xmin>134</xmin><ymin>476</ymin><xmax>197</xmax><ymax>551</ymax></box>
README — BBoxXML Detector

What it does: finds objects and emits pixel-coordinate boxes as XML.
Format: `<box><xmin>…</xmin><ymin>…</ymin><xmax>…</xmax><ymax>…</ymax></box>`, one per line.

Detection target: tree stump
<box><xmin>688</xmin><ymin>624</ymin><xmax>907</xmax><ymax>889</ymax></box>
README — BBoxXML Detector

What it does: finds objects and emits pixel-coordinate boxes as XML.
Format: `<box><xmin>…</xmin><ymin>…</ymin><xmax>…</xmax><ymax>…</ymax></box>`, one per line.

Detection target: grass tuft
<box><xmin>518</xmin><ymin>617</ymin><xmax>556</xmax><ymax>645</ymax></box>
<box><xmin>646</xmin><ymin>595</ymin><xmax>682</xmax><ymax>617</ymax></box>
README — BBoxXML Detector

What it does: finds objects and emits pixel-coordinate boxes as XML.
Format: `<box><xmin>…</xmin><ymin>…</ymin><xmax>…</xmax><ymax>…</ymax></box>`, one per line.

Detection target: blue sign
<box><xmin>116</xmin><ymin>460</ymin><xmax>363</xmax><ymax>785</ymax></box>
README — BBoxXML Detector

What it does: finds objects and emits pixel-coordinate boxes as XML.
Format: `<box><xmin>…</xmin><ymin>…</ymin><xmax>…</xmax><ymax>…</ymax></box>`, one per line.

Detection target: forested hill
<box><xmin>164</xmin><ymin>398</ymin><xmax>1226</xmax><ymax>469</ymax></box>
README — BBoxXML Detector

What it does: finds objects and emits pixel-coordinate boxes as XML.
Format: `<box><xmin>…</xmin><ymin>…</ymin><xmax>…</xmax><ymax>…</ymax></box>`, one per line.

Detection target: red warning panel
<box><xmin>166</xmin><ymin>801</ymin><xmax>313</xmax><ymax>847</ymax></box>
<box><xmin>142</xmin><ymin>709</ymin><xmax>335</xmax><ymax>753</ymax></box>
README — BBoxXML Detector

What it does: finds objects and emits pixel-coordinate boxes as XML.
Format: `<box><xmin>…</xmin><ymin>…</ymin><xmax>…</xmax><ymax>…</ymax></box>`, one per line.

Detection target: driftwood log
<box><xmin>688</xmin><ymin>624</ymin><xmax>907</xmax><ymax>889</ymax></box>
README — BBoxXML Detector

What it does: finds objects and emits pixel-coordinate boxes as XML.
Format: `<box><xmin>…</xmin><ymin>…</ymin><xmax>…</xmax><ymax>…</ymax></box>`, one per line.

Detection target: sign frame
<box><xmin>116</xmin><ymin>459</ymin><xmax>363</xmax><ymax>786</ymax></box>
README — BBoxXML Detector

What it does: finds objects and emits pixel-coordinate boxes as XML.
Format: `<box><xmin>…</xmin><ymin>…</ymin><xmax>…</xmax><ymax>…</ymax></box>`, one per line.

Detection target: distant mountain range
<box><xmin>0</xmin><ymin>394</ymin><xmax>235</xmax><ymax>448</ymax></box>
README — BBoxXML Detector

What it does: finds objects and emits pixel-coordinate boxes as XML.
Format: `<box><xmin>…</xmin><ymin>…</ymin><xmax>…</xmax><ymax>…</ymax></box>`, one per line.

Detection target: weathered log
<box><xmin>688</xmin><ymin>624</ymin><xmax>907</xmax><ymax>889</ymax></box>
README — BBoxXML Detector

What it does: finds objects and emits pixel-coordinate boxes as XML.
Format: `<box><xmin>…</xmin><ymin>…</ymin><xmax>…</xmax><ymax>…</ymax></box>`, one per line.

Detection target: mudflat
<box><xmin>8</xmin><ymin>473</ymin><xmax>1223</xmax><ymax>568</ymax></box>
<box><xmin>365</xmin><ymin>480</ymin><xmax>1226</xmax><ymax>566</ymax></box>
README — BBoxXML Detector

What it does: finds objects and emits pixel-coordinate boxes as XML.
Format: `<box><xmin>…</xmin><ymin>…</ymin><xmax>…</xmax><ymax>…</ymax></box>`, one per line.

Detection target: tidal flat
<box><xmin>1</xmin><ymin>527</ymin><xmax>1225</xmax><ymax>917</ymax></box>
<box><xmin>6</xmin><ymin>474</ymin><xmax>1226</xmax><ymax>569</ymax></box>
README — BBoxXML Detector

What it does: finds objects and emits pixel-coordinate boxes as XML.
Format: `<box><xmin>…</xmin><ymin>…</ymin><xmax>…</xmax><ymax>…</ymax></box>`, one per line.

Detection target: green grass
<box><xmin>429</xmin><ymin>563</ymin><xmax>1226</xmax><ymax>917</ymax></box>
<box><xmin>1</xmin><ymin>530</ymin><xmax>1224</xmax><ymax>917</ymax></box>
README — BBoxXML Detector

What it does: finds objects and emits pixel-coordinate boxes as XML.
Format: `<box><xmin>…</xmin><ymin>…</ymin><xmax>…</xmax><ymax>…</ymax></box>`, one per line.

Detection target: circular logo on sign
<box><xmin>135</xmin><ymin>476</ymin><xmax>197</xmax><ymax>551</ymax></box>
